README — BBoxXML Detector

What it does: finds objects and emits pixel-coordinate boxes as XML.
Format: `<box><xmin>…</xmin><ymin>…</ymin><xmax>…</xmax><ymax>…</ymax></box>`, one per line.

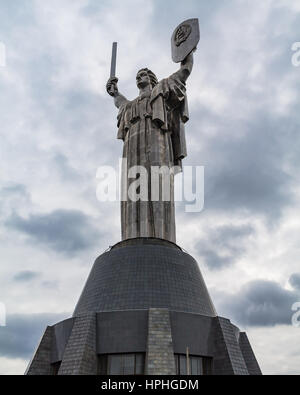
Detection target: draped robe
<box><xmin>117</xmin><ymin>72</ymin><xmax>189</xmax><ymax>243</ymax></box>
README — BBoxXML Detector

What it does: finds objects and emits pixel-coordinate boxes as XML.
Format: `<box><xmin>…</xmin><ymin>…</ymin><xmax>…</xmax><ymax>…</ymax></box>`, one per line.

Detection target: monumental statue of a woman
<box><xmin>106</xmin><ymin>20</ymin><xmax>199</xmax><ymax>244</ymax></box>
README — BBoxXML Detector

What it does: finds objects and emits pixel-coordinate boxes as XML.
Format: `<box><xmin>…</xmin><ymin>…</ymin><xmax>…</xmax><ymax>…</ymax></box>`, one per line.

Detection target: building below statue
<box><xmin>26</xmin><ymin>238</ymin><xmax>261</xmax><ymax>375</ymax></box>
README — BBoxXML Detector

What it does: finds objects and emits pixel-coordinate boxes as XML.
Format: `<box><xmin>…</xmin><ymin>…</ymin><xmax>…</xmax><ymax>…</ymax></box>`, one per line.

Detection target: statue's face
<box><xmin>136</xmin><ymin>70</ymin><xmax>151</xmax><ymax>89</ymax></box>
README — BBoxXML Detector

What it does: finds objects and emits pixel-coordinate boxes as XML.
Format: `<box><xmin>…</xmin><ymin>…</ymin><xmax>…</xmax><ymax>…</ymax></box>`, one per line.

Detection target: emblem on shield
<box><xmin>171</xmin><ymin>19</ymin><xmax>200</xmax><ymax>63</ymax></box>
<box><xmin>175</xmin><ymin>24</ymin><xmax>192</xmax><ymax>47</ymax></box>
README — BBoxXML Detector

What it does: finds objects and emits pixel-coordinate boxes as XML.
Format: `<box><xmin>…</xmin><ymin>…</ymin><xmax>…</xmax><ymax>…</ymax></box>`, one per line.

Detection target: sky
<box><xmin>0</xmin><ymin>0</ymin><xmax>300</xmax><ymax>375</ymax></box>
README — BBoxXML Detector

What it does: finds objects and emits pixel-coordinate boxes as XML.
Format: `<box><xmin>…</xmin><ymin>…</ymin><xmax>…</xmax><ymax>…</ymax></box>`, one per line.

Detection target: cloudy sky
<box><xmin>0</xmin><ymin>0</ymin><xmax>300</xmax><ymax>375</ymax></box>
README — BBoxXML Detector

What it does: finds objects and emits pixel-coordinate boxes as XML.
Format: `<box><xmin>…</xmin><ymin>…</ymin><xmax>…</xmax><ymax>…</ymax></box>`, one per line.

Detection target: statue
<box><xmin>106</xmin><ymin>19</ymin><xmax>200</xmax><ymax>244</ymax></box>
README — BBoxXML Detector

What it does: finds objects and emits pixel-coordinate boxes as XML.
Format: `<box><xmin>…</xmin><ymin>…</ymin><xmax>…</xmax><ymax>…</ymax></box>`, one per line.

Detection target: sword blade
<box><xmin>110</xmin><ymin>42</ymin><xmax>118</xmax><ymax>78</ymax></box>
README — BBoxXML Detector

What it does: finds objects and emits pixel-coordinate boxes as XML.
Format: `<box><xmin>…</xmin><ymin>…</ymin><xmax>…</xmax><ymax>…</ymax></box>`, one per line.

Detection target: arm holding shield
<box><xmin>171</xmin><ymin>19</ymin><xmax>200</xmax><ymax>83</ymax></box>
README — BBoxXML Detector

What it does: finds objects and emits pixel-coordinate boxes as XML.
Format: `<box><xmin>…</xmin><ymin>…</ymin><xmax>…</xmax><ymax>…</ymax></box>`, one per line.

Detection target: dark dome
<box><xmin>73</xmin><ymin>238</ymin><xmax>216</xmax><ymax>317</ymax></box>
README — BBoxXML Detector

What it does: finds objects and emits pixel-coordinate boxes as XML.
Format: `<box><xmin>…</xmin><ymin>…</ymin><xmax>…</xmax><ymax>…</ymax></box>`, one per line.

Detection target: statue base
<box><xmin>26</xmin><ymin>238</ymin><xmax>262</xmax><ymax>375</ymax></box>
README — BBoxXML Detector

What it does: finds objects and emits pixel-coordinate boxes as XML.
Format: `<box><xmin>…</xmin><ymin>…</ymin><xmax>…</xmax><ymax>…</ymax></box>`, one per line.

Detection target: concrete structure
<box><xmin>26</xmin><ymin>238</ymin><xmax>262</xmax><ymax>375</ymax></box>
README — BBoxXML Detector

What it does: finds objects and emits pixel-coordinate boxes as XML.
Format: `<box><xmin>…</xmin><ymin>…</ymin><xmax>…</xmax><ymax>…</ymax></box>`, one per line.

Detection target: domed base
<box><xmin>73</xmin><ymin>238</ymin><xmax>216</xmax><ymax>317</ymax></box>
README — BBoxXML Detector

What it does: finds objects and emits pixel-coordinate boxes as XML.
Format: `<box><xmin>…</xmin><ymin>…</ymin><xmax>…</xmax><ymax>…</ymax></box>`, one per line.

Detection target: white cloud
<box><xmin>247</xmin><ymin>325</ymin><xmax>300</xmax><ymax>375</ymax></box>
<box><xmin>0</xmin><ymin>357</ymin><xmax>28</xmax><ymax>376</ymax></box>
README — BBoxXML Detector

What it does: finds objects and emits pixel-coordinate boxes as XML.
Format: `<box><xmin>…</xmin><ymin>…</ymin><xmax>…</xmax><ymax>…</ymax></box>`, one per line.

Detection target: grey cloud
<box><xmin>217</xmin><ymin>280</ymin><xmax>300</xmax><ymax>327</ymax></box>
<box><xmin>0</xmin><ymin>184</ymin><xmax>28</xmax><ymax>197</ymax></box>
<box><xmin>13</xmin><ymin>271</ymin><xmax>40</xmax><ymax>282</ymax></box>
<box><xmin>80</xmin><ymin>1</ymin><xmax>108</xmax><ymax>18</ymax></box>
<box><xmin>41</xmin><ymin>281</ymin><xmax>58</xmax><ymax>289</ymax></box>
<box><xmin>0</xmin><ymin>184</ymin><xmax>31</xmax><ymax>221</ymax></box>
<box><xmin>195</xmin><ymin>224</ymin><xmax>254</xmax><ymax>270</ymax></box>
<box><xmin>196</xmin><ymin>113</ymin><xmax>297</xmax><ymax>224</ymax></box>
<box><xmin>0</xmin><ymin>313</ymin><xmax>70</xmax><ymax>360</ymax></box>
<box><xmin>289</xmin><ymin>273</ymin><xmax>300</xmax><ymax>291</ymax></box>
<box><xmin>52</xmin><ymin>152</ymin><xmax>82</xmax><ymax>182</ymax></box>
<box><xmin>6</xmin><ymin>209</ymin><xmax>101</xmax><ymax>256</ymax></box>
<box><xmin>0</xmin><ymin>184</ymin><xmax>30</xmax><ymax>206</ymax></box>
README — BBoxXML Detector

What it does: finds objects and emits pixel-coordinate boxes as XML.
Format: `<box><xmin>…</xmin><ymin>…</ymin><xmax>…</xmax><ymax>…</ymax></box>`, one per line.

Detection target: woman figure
<box><xmin>106</xmin><ymin>51</ymin><xmax>194</xmax><ymax>243</ymax></box>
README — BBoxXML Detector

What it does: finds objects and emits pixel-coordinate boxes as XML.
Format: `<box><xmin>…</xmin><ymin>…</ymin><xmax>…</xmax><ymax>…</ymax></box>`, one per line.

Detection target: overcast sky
<box><xmin>0</xmin><ymin>0</ymin><xmax>300</xmax><ymax>375</ymax></box>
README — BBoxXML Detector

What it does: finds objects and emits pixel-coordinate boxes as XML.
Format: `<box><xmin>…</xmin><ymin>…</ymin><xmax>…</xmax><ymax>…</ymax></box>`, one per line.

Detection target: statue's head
<box><xmin>136</xmin><ymin>68</ymin><xmax>158</xmax><ymax>90</ymax></box>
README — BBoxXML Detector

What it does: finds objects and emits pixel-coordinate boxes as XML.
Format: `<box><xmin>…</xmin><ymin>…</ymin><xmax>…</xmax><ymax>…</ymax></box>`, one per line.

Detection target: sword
<box><xmin>109</xmin><ymin>42</ymin><xmax>118</xmax><ymax>95</ymax></box>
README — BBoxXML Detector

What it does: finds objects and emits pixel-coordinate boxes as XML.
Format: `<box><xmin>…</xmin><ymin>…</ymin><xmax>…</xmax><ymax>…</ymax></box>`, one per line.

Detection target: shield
<box><xmin>171</xmin><ymin>19</ymin><xmax>200</xmax><ymax>63</ymax></box>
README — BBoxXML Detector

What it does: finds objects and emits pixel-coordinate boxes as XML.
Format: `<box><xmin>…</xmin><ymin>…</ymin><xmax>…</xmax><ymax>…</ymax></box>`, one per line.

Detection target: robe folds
<box><xmin>117</xmin><ymin>72</ymin><xmax>189</xmax><ymax>243</ymax></box>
